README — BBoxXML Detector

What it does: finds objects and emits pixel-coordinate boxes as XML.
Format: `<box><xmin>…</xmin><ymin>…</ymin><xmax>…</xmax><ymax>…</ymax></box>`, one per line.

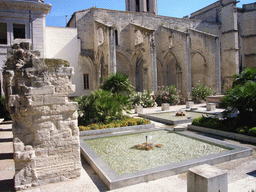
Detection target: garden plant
<box><xmin>192</xmin><ymin>68</ymin><xmax>256</xmax><ymax>137</ymax></box>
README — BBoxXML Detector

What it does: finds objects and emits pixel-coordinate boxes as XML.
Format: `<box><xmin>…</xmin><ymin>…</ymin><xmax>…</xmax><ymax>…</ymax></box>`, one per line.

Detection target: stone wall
<box><xmin>3</xmin><ymin>43</ymin><xmax>81</xmax><ymax>190</ymax></box>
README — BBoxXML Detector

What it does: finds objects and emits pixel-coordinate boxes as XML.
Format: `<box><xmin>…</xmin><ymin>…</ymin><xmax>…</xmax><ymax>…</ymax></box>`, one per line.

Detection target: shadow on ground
<box><xmin>0</xmin><ymin>179</ymin><xmax>14</xmax><ymax>192</ymax></box>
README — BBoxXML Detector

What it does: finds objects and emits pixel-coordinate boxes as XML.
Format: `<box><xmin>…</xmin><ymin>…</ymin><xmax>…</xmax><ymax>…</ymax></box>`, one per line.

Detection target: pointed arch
<box><xmin>191</xmin><ymin>51</ymin><xmax>207</xmax><ymax>87</ymax></box>
<box><xmin>160</xmin><ymin>51</ymin><xmax>182</xmax><ymax>91</ymax></box>
<box><xmin>116</xmin><ymin>52</ymin><xmax>131</xmax><ymax>76</ymax></box>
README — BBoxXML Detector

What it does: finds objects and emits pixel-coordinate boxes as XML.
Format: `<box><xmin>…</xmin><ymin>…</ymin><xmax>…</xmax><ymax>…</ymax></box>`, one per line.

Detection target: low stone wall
<box><xmin>3</xmin><ymin>43</ymin><xmax>81</xmax><ymax>190</ymax></box>
<box><xmin>80</xmin><ymin>124</ymin><xmax>155</xmax><ymax>136</ymax></box>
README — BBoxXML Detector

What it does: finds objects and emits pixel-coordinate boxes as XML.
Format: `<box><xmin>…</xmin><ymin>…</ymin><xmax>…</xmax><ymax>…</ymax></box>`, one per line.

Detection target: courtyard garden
<box><xmin>192</xmin><ymin>68</ymin><xmax>256</xmax><ymax>137</ymax></box>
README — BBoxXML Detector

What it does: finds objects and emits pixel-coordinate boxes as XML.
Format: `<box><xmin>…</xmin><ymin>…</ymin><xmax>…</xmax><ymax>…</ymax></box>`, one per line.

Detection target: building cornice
<box><xmin>0</xmin><ymin>0</ymin><xmax>52</xmax><ymax>15</ymax></box>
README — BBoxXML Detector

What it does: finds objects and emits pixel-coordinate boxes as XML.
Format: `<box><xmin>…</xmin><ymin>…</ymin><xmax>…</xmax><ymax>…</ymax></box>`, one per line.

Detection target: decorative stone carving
<box><xmin>3</xmin><ymin>42</ymin><xmax>81</xmax><ymax>191</ymax></box>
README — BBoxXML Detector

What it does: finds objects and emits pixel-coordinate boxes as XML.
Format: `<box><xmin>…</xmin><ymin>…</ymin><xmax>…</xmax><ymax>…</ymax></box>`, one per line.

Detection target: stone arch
<box><xmin>191</xmin><ymin>51</ymin><xmax>207</xmax><ymax>87</ymax></box>
<box><xmin>116</xmin><ymin>52</ymin><xmax>131</xmax><ymax>76</ymax></box>
<box><xmin>133</xmin><ymin>50</ymin><xmax>144</xmax><ymax>92</ymax></box>
<box><xmin>162</xmin><ymin>51</ymin><xmax>182</xmax><ymax>91</ymax></box>
<box><xmin>79</xmin><ymin>56</ymin><xmax>95</xmax><ymax>90</ymax></box>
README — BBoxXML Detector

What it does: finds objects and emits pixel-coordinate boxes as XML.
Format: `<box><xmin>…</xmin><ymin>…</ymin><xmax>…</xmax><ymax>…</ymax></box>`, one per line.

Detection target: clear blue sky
<box><xmin>45</xmin><ymin>0</ymin><xmax>256</xmax><ymax>27</ymax></box>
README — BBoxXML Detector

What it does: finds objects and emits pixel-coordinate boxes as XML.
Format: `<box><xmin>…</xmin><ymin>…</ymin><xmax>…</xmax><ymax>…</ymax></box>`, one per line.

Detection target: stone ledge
<box><xmin>188</xmin><ymin>125</ymin><xmax>256</xmax><ymax>144</ymax></box>
<box><xmin>79</xmin><ymin>124</ymin><xmax>155</xmax><ymax>136</ymax></box>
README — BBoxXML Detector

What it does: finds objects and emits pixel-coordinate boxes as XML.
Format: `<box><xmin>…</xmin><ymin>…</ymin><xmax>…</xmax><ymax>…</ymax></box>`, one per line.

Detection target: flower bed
<box><xmin>79</xmin><ymin>116</ymin><xmax>151</xmax><ymax>131</ymax></box>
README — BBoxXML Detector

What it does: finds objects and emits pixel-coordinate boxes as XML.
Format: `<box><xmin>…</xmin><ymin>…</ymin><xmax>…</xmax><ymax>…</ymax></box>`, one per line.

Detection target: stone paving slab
<box><xmin>0</xmin><ymin>131</ymin><xmax>13</xmax><ymax>140</ymax></box>
<box><xmin>0</xmin><ymin>142</ymin><xmax>13</xmax><ymax>154</ymax></box>
<box><xmin>0</xmin><ymin>159</ymin><xmax>15</xmax><ymax>180</ymax></box>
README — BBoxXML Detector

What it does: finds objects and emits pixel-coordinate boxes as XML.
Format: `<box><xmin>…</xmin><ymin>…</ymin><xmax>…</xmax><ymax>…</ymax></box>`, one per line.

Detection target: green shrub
<box><xmin>232</xmin><ymin>68</ymin><xmax>256</xmax><ymax>87</ymax></box>
<box><xmin>101</xmin><ymin>72</ymin><xmax>134</xmax><ymax>112</ymax></box>
<box><xmin>191</xmin><ymin>82</ymin><xmax>214</xmax><ymax>102</ymax></box>
<box><xmin>131</xmin><ymin>90</ymin><xmax>156</xmax><ymax>108</ymax></box>
<box><xmin>248</xmin><ymin>127</ymin><xmax>256</xmax><ymax>136</ymax></box>
<box><xmin>192</xmin><ymin>116</ymin><xmax>220</xmax><ymax>129</ymax></box>
<box><xmin>153</xmin><ymin>85</ymin><xmax>184</xmax><ymax>106</ymax></box>
<box><xmin>221</xmin><ymin>81</ymin><xmax>256</xmax><ymax>125</ymax></box>
<box><xmin>79</xmin><ymin>116</ymin><xmax>151</xmax><ymax>131</ymax></box>
<box><xmin>76</xmin><ymin>89</ymin><xmax>124</xmax><ymax>126</ymax></box>
<box><xmin>0</xmin><ymin>96</ymin><xmax>11</xmax><ymax>121</ymax></box>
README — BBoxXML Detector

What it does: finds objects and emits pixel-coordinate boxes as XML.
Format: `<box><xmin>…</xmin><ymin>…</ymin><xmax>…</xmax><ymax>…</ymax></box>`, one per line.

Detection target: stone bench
<box><xmin>161</xmin><ymin>103</ymin><xmax>170</xmax><ymax>111</ymax></box>
<box><xmin>207</xmin><ymin>103</ymin><xmax>216</xmax><ymax>111</ymax></box>
<box><xmin>187</xmin><ymin>164</ymin><xmax>228</xmax><ymax>192</ymax></box>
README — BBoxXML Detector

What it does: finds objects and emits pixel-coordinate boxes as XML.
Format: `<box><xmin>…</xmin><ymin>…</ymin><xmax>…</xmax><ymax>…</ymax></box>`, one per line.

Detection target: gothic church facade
<box><xmin>67</xmin><ymin>0</ymin><xmax>256</xmax><ymax>98</ymax></box>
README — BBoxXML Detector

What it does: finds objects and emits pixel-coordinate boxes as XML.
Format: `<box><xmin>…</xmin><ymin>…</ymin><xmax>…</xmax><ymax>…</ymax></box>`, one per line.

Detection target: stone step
<box><xmin>0</xmin><ymin>159</ymin><xmax>15</xmax><ymax>180</ymax></box>
<box><xmin>0</xmin><ymin>131</ymin><xmax>13</xmax><ymax>142</ymax></box>
<box><xmin>0</xmin><ymin>142</ymin><xmax>13</xmax><ymax>160</ymax></box>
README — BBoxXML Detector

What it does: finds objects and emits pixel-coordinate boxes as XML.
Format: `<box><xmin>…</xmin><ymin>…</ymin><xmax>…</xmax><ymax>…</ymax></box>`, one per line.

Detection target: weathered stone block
<box><xmin>161</xmin><ymin>103</ymin><xmax>170</xmax><ymax>111</ymax></box>
<box><xmin>27</xmin><ymin>86</ymin><xmax>55</xmax><ymax>95</ymax></box>
<box><xmin>187</xmin><ymin>164</ymin><xmax>227</xmax><ymax>192</ymax></box>
<box><xmin>186</xmin><ymin>101</ymin><xmax>194</xmax><ymax>108</ymax></box>
<box><xmin>135</xmin><ymin>105</ymin><xmax>143</xmax><ymax>114</ymax></box>
<box><xmin>44</xmin><ymin>95</ymin><xmax>67</xmax><ymax>105</ymax></box>
<box><xmin>206</xmin><ymin>103</ymin><xmax>216</xmax><ymax>111</ymax></box>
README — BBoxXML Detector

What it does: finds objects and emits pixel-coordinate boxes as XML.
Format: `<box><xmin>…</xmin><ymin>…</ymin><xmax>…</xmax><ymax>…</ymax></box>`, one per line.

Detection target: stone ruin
<box><xmin>3</xmin><ymin>42</ymin><xmax>81</xmax><ymax>190</ymax></box>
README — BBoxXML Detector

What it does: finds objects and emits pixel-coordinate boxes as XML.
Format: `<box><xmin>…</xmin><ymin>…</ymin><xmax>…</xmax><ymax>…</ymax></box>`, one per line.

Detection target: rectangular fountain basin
<box><xmin>139</xmin><ymin>111</ymin><xmax>218</xmax><ymax>125</ymax></box>
<box><xmin>80</xmin><ymin>128</ymin><xmax>252</xmax><ymax>190</ymax></box>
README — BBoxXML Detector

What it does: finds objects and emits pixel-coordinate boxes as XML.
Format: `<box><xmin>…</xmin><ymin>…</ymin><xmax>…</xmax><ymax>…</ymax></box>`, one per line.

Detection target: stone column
<box><xmin>215</xmin><ymin>37</ymin><xmax>222</xmax><ymax>94</ymax></box>
<box><xmin>109</xmin><ymin>27</ymin><xmax>117</xmax><ymax>74</ymax></box>
<box><xmin>150</xmin><ymin>32</ymin><xmax>157</xmax><ymax>92</ymax></box>
<box><xmin>186</xmin><ymin>33</ymin><xmax>192</xmax><ymax>98</ymax></box>
<box><xmin>3</xmin><ymin>43</ymin><xmax>81</xmax><ymax>190</ymax></box>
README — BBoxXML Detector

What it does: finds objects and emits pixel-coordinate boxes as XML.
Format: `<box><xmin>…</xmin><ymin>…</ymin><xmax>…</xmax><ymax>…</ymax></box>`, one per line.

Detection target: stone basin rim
<box><xmin>80</xmin><ymin>128</ymin><xmax>252</xmax><ymax>190</ymax></box>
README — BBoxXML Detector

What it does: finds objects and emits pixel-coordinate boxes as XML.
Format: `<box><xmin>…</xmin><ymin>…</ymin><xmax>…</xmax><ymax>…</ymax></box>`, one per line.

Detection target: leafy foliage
<box><xmin>153</xmin><ymin>85</ymin><xmax>184</xmax><ymax>106</ymax></box>
<box><xmin>101</xmin><ymin>72</ymin><xmax>134</xmax><ymax>95</ymax></box>
<box><xmin>232</xmin><ymin>68</ymin><xmax>256</xmax><ymax>87</ymax></box>
<box><xmin>190</xmin><ymin>82</ymin><xmax>214</xmax><ymax>102</ymax></box>
<box><xmin>131</xmin><ymin>90</ymin><xmax>156</xmax><ymax>108</ymax></box>
<box><xmin>192</xmin><ymin>116</ymin><xmax>255</xmax><ymax>136</ymax></box>
<box><xmin>76</xmin><ymin>89</ymin><xmax>124</xmax><ymax>126</ymax></box>
<box><xmin>77</xmin><ymin>73</ymin><xmax>135</xmax><ymax>126</ymax></box>
<box><xmin>221</xmin><ymin>81</ymin><xmax>256</xmax><ymax>125</ymax></box>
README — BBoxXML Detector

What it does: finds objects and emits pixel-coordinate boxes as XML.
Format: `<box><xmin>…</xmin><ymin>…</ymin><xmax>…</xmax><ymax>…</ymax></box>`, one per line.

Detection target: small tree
<box><xmin>101</xmin><ymin>72</ymin><xmax>134</xmax><ymax>112</ymax></box>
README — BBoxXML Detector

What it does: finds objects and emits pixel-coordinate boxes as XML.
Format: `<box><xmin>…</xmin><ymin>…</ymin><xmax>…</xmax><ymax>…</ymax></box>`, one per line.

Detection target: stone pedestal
<box><xmin>135</xmin><ymin>105</ymin><xmax>143</xmax><ymax>114</ymax></box>
<box><xmin>186</xmin><ymin>101</ymin><xmax>194</xmax><ymax>108</ymax></box>
<box><xmin>3</xmin><ymin>43</ymin><xmax>81</xmax><ymax>190</ymax></box>
<box><xmin>207</xmin><ymin>103</ymin><xmax>216</xmax><ymax>111</ymax></box>
<box><xmin>187</xmin><ymin>164</ymin><xmax>227</xmax><ymax>192</ymax></box>
<box><xmin>161</xmin><ymin>103</ymin><xmax>170</xmax><ymax>111</ymax></box>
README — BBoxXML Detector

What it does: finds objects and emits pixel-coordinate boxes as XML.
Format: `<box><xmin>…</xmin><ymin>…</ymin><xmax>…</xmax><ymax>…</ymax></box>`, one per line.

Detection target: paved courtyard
<box><xmin>0</xmin><ymin>104</ymin><xmax>256</xmax><ymax>192</ymax></box>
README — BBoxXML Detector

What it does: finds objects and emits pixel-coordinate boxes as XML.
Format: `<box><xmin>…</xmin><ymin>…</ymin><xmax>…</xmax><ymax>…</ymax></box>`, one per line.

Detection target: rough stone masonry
<box><xmin>3</xmin><ymin>42</ymin><xmax>81</xmax><ymax>190</ymax></box>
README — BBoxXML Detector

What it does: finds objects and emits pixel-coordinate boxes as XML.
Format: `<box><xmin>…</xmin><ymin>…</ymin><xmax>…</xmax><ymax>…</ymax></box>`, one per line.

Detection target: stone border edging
<box><xmin>79</xmin><ymin>123</ymin><xmax>155</xmax><ymax>136</ymax></box>
<box><xmin>188</xmin><ymin>125</ymin><xmax>256</xmax><ymax>144</ymax></box>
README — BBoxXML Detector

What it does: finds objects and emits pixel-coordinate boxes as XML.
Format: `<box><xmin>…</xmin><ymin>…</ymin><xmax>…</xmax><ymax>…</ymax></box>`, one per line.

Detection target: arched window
<box><xmin>115</xmin><ymin>30</ymin><xmax>118</xmax><ymax>46</ymax></box>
